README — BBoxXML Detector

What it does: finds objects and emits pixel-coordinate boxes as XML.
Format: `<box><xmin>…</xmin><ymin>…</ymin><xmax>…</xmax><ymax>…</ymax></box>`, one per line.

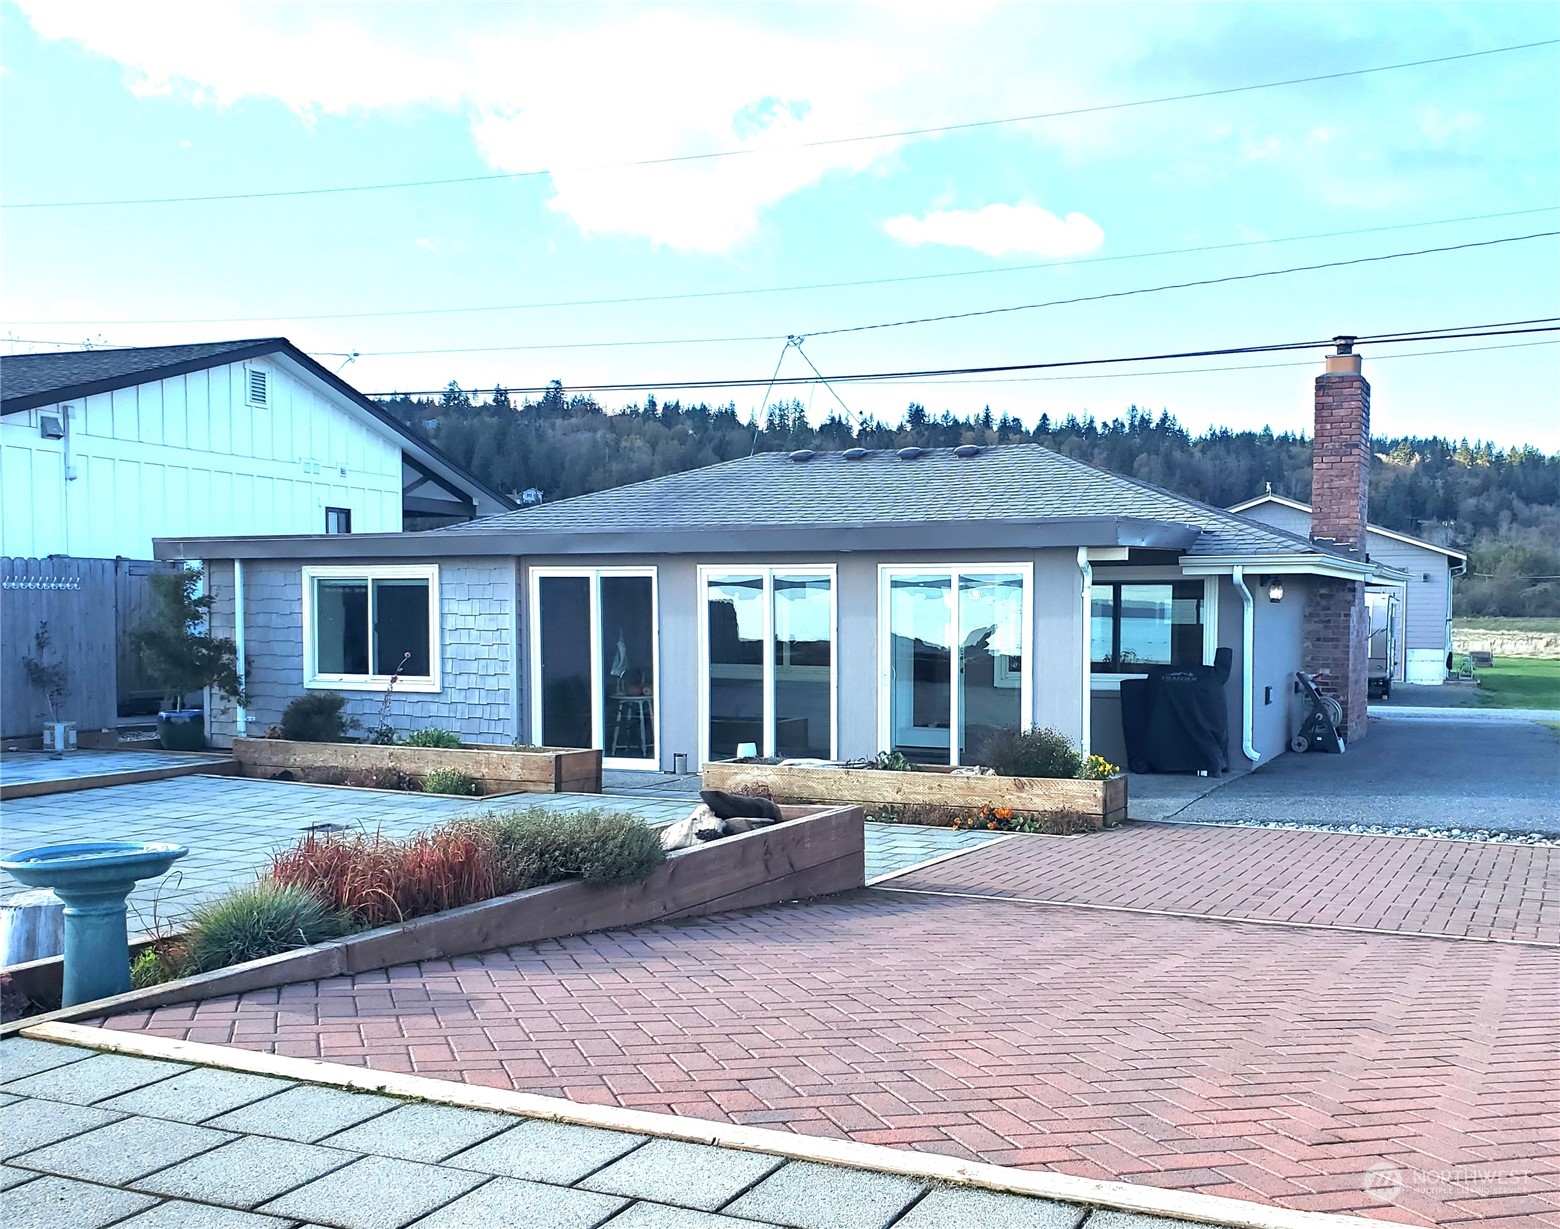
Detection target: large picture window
<box><xmin>1091</xmin><ymin>580</ymin><xmax>1205</xmax><ymax>674</ymax></box>
<box><xmin>879</xmin><ymin>565</ymin><xmax>1031</xmax><ymax>766</ymax></box>
<box><xmin>702</xmin><ymin>567</ymin><xmax>834</xmax><ymax>762</ymax></box>
<box><xmin>303</xmin><ymin>565</ymin><xmax>439</xmax><ymax>691</ymax></box>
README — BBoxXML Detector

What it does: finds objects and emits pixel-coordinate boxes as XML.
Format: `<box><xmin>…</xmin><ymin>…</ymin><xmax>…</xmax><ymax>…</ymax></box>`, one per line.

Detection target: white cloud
<box><xmin>883</xmin><ymin>203</ymin><xmax>1104</xmax><ymax>258</ymax></box>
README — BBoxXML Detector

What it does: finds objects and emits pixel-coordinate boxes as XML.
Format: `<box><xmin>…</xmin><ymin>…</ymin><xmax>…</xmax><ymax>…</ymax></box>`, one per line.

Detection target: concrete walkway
<box><xmin>0</xmin><ymin>1036</ymin><xmax>1240</xmax><ymax>1229</ymax></box>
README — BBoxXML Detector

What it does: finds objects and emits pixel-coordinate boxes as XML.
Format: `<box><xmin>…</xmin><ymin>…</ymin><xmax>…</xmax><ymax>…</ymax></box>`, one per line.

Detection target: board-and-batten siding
<box><xmin>0</xmin><ymin>358</ymin><xmax>403</xmax><ymax>559</ymax></box>
<box><xmin>205</xmin><ymin>559</ymin><xmax>521</xmax><ymax>748</ymax></box>
<box><xmin>1234</xmin><ymin>502</ymin><xmax>1453</xmax><ymax>652</ymax></box>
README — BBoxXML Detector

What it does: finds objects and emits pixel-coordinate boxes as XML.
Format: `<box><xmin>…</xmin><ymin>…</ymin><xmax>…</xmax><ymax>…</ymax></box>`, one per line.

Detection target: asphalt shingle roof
<box><xmin>439</xmin><ymin>443</ymin><xmax>1331</xmax><ymax>558</ymax></box>
<box><xmin>1</xmin><ymin>340</ymin><xmax>283</xmax><ymax>407</ymax></box>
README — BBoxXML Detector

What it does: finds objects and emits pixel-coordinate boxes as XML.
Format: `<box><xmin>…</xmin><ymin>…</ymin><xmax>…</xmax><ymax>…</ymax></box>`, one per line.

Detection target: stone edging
<box><xmin>0</xmin><ymin>758</ymin><xmax>238</xmax><ymax>800</ymax></box>
<box><xmin>25</xmin><ymin>1021</ymin><xmax>1388</xmax><ymax>1229</ymax></box>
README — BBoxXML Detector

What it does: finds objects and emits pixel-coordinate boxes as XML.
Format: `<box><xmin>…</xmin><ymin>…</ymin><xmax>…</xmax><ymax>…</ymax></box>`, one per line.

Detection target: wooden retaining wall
<box><xmin>704</xmin><ymin>761</ymin><xmax>1126</xmax><ymax>826</ymax></box>
<box><xmin>1</xmin><ymin>804</ymin><xmax>864</xmax><ymax>1032</ymax></box>
<box><xmin>232</xmin><ymin>738</ymin><xmax>602</xmax><ymax>794</ymax></box>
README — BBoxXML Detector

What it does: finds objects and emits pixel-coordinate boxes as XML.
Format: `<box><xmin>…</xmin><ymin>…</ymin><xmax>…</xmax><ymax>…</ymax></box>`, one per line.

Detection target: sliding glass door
<box><xmin>880</xmin><ymin>565</ymin><xmax>1031</xmax><ymax>766</ymax></box>
<box><xmin>530</xmin><ymin>568</ymin><xmax>658</xmax><ymax>767</ymax></box>
<box><xmin>702</xmin><ymin>567</ymin><xmax>834</xmax><ymax>762</ymax></box>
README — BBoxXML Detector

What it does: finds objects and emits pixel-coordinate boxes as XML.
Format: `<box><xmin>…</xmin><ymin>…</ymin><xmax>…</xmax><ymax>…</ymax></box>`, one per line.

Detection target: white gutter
<box><xmin>1179</xmin><ymin>553</ymin><xmax>1406</xmax><ymax>583</ymax></box>
<box><xmin>1230</xmin><ymin>566</ymin><xmax>1260</xmax><ymax>763</ymax></box>
<box><xmin>1077</xmin><ymin>547</ymin><xmax>1092</xmax><ymax>755</ymax></box>
<box><xmin>233</xmin><ymin>559</ymin><xmax>248</xmax><ymax>737</ymax></box>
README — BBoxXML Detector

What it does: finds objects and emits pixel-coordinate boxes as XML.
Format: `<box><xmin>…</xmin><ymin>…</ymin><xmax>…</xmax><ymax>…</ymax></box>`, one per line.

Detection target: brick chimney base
<box><xmin>1303</xmin><ymin>578</ymin><xmax>1369</xmax><ymax>743</ymax></box>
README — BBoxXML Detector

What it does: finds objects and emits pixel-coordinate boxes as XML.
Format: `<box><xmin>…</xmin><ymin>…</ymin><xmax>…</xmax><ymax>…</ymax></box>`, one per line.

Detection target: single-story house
<box><xmin>156</xmin><ymin>344</ymin><xmax>1403</xmax><ymax>772</ymax></box>
<box><xmin>1</xmin><ymin>338</ymin><xmax>511</xmax><ymax>734</ymax></box>
<box><xmin>1226</xmin><ymin>493</ymin><xmax>1466</xmax><ymax>686</ymax></box>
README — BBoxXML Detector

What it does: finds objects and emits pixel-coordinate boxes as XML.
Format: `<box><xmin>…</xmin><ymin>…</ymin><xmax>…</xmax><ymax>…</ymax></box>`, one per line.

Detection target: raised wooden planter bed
<box><xmin>704</xmin><ymin>761</ymin><xmax>1126</xmax><ymax>827</ymax></box>
<box><xmin>0</xmin><ymin>804</ymin><xmax>863</xmax><ymax>1032</ymax></box>
<box><xmin>232</xmin><ymin>737</ymin><xmax>602</xmax><ymax>795</ymax></box>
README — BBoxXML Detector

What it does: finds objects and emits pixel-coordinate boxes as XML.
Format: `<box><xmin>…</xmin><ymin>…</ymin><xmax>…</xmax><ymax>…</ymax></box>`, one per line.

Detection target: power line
<box><xmin>805</xmin><ymin>232</ymin><xmax>1560</xmax><ymax>338</ymax></box>
<box><xmin>12</xmin><ymin>205</ymin><xmax>1555</xmax><ymax>328</ymax></box>
<box><xmin>861</xmin><ymin>337</ymin><xmax>1560</xmax><ymax>388</ymax></box>
<box><xmin>310</xmin><ymin>233</ymin><xmax>1558</xmax><ymax>357</ymax></box>
<box><xmin>7</xmin><ymin>39</ymin><xmax>1555</xmax><ymax>211</ymax></box>
<box><xmin>363</xmin><ymin>323</ymin><xmax>1560</xmax><ymax>397</ymax></box>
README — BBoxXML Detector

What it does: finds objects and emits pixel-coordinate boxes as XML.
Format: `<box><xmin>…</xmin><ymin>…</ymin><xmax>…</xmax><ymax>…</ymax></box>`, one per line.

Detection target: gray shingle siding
<box><xmin>208</xmin><ymin>558</ymin><xmax>518</xmax><ymax>746</ymax></box>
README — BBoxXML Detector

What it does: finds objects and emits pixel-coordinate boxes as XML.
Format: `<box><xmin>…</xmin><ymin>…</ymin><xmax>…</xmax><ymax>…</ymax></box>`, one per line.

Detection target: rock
<box><xmin>0</xmin><ymin>889</ymin><xmax>65</xmax><ymax>964</ymax></box>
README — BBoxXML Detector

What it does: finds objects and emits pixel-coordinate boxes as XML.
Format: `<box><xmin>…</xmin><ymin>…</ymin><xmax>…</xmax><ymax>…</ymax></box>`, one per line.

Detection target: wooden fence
<box><xmin>1</xmin><ymin>557</ymin><xmax>174</xmax><ymax>737</ymax></box>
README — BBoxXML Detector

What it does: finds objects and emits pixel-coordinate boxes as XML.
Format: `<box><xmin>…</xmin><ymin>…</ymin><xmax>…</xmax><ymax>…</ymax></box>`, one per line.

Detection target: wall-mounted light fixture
<box><xmin>1265</xmin><ymin>576</ymin><xmax>1284</xmax><ymax>603</ymax></box>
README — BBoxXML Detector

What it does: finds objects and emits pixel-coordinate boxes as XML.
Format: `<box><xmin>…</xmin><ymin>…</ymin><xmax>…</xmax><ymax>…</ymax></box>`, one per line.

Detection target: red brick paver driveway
<box><xmin>102</xmin><ymin>890</ymin><xmax>1560</xmax><ymax>1227</ymax></box>
<box><xmin>888</xmin><ymin>823</ymin><xmax>1560</xmax><ymax>945</ymax></box>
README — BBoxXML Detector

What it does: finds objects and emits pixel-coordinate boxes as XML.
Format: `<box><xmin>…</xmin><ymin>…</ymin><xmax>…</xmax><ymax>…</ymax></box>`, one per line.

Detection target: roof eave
<box><xmin>154</xmin><ymin>515</ymin><xmax>1204</xmax><ymax>562</ymax></box>
<box><xmin>1178</xmin><ymin>552</ymin><xmax>1408</xmax><ymax>582</ymax></box>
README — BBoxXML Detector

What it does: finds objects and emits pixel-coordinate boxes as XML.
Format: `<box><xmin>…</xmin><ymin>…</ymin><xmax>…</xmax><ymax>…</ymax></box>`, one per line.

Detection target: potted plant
<box><xmin>132</xmin><ymin>566</ymin><xmax>244</xmax><ymax>751</ymax></box>
<box><xmin>21</xmin><ymin>622</ymin><xmax>75</xmax><ymax>753</ymax></box>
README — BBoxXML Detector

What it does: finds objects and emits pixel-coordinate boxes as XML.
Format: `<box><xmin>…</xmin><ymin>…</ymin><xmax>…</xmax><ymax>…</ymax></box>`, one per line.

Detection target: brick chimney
<box><xmin>1303</xmin><ymin>336</ymin><xmax>1370</xmax><ymax>742</ymax></box>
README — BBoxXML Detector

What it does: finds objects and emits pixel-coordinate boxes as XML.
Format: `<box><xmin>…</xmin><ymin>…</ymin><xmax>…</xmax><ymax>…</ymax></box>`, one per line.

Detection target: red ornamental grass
<box><xmin>270</xmin><ymin>828</ymin><xmax>500</xmax><ymax>928</ymax></box>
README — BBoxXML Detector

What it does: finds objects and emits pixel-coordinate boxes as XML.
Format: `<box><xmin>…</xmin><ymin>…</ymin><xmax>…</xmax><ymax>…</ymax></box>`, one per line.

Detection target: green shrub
<box><xmin>460</xmin><ymin>807</ymin><xmax>665</xmax><ymax>890</ymax></box>
<box><xmin>279</xmin><ymin>692</ymin><xmax>353</xmax><ymax>742</ymax></box>
<box><xmin>404</xmin><ymin>728</ymin><xmax>463</xmax><ymax>748</ymax></box>
<box><xmin>130</xmin><ymin>944</ymin><xmax>184</xmax><ymax>989</ymax></box>
<box><xmin>422</xmin><ymin>768</ymin><xmax>480</xmax><ymax>796</ymax></box>
<box><xmin>868</xmin><ymin>750</ymin><xmax>917</xmax><ymax>772</ymax></box>
<box><xmin>976</xmin><ymin>726</ymin><xmax>1084</xmax><ymax>779</ymax></box>
<box><xmin>181</xmin><ymin>881</ymin><xmax>352</xmax><ymax>974</ymax></box>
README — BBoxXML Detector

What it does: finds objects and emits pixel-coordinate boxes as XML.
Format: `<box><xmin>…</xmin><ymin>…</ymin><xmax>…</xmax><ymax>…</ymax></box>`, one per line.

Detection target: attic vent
<box><xmin>954</xmin><ymin>444</ymin><xmax>982</xmax><ymax>459</ymax></box>
<box><xmin>843</xmin><ymin>447</ymin><xmax>869</xmax><ymax>460</ymax></box>
<box><xmin>246</xmin><ymin>367</ymin><xmax>269</xmax><ymax>407</ymax></box>
<box><xmin>897</xmin><ymin>446</ymin><xmax>925</xmax><ymax>460</ymax></box>
<box><xmin>788</xmin><ymin>449</ymin><xmax>816</xmax><ymax>463</ymax></box>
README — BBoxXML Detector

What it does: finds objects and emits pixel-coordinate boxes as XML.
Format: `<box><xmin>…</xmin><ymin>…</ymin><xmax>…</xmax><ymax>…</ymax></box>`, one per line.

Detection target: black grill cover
<box><xmin>1119</xmin><ymin>649</ymin><xmax>1232</xmax><ymax>774</ymax></box>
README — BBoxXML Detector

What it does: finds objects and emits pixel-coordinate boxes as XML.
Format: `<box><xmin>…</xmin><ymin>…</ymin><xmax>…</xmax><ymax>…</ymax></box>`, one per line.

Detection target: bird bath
<box><xmin>1</xmin><ymin>841</ymin><xmax>187</xmax><ymax>1007</ymax></box>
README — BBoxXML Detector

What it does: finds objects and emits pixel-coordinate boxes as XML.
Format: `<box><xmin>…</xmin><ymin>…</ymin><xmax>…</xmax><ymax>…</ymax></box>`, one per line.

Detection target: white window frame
<box><xmin>877</xmin><ymin>563</ymin><xmax>1034</xmax><ymax>767</ymax></box>
<box><xmin>1088</xmin><ymin>572</ymin><xmax>1219</xmax><ymax>692</ymax></box>
<box><xmin>302</xmin><ymin>564</ymin><xmax>441</xmax><ymax>693</ymax></box>
<box><xmin>528</xmin><ymin>566</ymin><xmax>660</xmax><ymax>770</ymax></box>
<box><xmin>697</xmin><ymin>564</ymin><xmax>839</xmax><ymax>766</ymax></box>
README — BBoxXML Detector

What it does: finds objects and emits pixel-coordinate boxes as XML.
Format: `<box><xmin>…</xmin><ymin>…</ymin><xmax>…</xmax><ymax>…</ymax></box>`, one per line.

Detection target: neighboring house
<box><xmin>1227</xmin><ymin>494</ymin><xmax>1466</xmax><ymax>686</ymax></box>
<box><xmin>157</xmin><ymin>344</ymin><xmax>1403</xmax><ymax>770</ymax></box>
<box><xmin>1</xmin><ymin>339</ymin><xmax>512</xmax><ymax>734</ymax></box>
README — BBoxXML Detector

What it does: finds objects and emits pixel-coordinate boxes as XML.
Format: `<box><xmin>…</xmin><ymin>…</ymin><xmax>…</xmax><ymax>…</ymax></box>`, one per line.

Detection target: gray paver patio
<box><xmin>1</xmin><ymin>770</ymin><xmax>977</xmax><ymax>931</ymax></box>
<box><xmin>204</xmin><ymin>1083</ymin><xmax>398</xmax><ymax>1142</ymax></box>
<box><xmin>0</xmin><ymin>749</ymin><xmax>231</xmax><ymax>789</ymax></box>
<box><xmin>317</xmin><ymin>1101</ymin><xmax>513</xmax><ymax>1161</ymax></box>
<box><xmin>0</xmin><ymin>774</ymin><xmax>695</xmax><ymax>928</ymax></box>
<box><xmin>0</xmin><ymin>1039</ymin><xmax>1243</xmax><ymax>1229</ymax></box>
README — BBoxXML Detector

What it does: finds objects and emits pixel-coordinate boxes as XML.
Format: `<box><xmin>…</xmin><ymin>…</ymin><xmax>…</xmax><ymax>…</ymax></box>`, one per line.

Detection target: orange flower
<box><xmin>994</xmin><ymin>807</ymin><xmax>1013</xmax><ymax>820</ymax></box>
<box><xmin>987</xmin><ymin>820</ymin><xmax>997</xmax><ymax>829</ymax></box>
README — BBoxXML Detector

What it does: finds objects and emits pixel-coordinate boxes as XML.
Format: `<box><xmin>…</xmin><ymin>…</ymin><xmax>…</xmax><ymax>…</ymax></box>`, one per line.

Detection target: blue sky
<box><xmin>3</xmin><ymin>1</ymin><xmax>1557</xmax><ymax>447</ymax></box>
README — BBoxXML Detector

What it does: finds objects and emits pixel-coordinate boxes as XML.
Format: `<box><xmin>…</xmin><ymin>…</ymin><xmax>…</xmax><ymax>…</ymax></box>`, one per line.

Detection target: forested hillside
<box><xmin>380</xmin><ymin>382</ymin><xmax>1560</xmax><ymax>617</ymax></box>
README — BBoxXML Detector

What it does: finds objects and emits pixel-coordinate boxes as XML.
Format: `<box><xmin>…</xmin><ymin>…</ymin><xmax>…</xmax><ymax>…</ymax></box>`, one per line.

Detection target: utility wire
<box><xmin>789</xmin><ymin>336</ymin><xmax>860</xmax><ymax>427</ymax></box>
<box><xmin>14</xmin><ymin>205</ymin><xmax>1554</xmax><ymax>327</ymax></box>
<box><xmin>806</xmin><ymin>231</ymin><xmax>1560</xmax><ymax>338</ymax></box>
<box><xmin>7</xmin><ymin>39</ymin><xmax>1554</xmax><ymax>210</ymax></box>
<box><xmin>309</xmin><ymin>234</ymin><xmax>1558</xmax><ymax>356</ymax></box>
<box><xmin>363</xmin><ymin>323</ymin><xmax>1560</xmax><ymax>397</ymax></box>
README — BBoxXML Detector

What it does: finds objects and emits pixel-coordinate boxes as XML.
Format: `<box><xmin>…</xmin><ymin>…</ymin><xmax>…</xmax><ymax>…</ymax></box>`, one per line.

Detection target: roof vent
<box><xmin>246</xmin><ymin>367</ymin><xmax>269</xmax><ymax>407</ymax></box>
<box><xmin>788</xmin><ymin>449</ymin><xmax>816</xmax><ymax>463</ymax></box>
<box><xmin>843</xmin><ymin>447</ymin><xmax>869</xmax><ymax>461</ymax></box>
<box><xmin>897</xmin><ymin>446</ymin><xmax>925</xmax><ymax>460</ymax></box>
<box><xmin>954</xmin><ymin>444</ymin><xmax>982</xmax><ymax>459</ymax></box>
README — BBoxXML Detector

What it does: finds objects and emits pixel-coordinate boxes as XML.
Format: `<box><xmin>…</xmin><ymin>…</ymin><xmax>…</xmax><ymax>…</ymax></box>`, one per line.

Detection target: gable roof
<box><xmin>440</xmin><ymin>443</ymin><xmax>1335</xmax><ymax>559</ymax></box>
<box><xmin>1</xmin><ymin>339</ymin><xmax>514</xmax><ymax>514</ymax></box>
<box><xmin>1227</xmin><ymin>493</ymin><xmax>1468</xmax><ymax>560</ymax></box>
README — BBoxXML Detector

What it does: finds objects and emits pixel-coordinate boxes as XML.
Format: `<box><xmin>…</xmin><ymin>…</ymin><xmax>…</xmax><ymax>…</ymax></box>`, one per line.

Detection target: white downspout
<box><xmin>233</xmin><ymin>559</ymin><xmax>248</xmax><ymax>738</ymax></box>
<box><xmin>1231</xmin><ymin>566</ymin><xmax>1260</xmax><ymax>763</ymax></box>
<box><xmin>1077</xmin><ymin>548</ymin><xmax>1092</xmax><ymax>756</ymax></box>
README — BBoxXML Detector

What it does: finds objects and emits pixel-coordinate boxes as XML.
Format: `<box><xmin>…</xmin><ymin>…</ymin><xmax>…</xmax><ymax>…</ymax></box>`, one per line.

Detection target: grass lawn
<box><xmin>1455</xmin><ymin>616</ymin><xmax>1560</xmax><ymax>633</ymax></box>
<box><xmin>1473</xmin><ymin>657</ymin><xmax>1560</xmax><ymax>708</ymax></box>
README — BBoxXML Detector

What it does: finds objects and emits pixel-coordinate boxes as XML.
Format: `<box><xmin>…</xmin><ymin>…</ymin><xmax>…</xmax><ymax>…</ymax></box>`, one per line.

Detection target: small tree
<box><xmin>21</xmin><ymin>622</ymin><xmax>70</xmax><ymax>723</ymax></box>
<box><xmin>132</xmin><ymin>566</ymin><xmax>244</xmax><ymax>710</ymax></box>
